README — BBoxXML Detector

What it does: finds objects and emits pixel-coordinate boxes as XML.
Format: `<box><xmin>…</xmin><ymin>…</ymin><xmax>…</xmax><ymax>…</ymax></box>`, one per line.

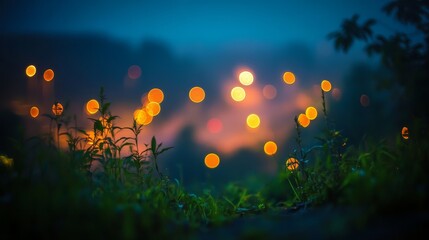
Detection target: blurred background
<box><xmin>0</xmin><ymin>0</ymin><xmax>416</xmax><ymax>189</ymax></box>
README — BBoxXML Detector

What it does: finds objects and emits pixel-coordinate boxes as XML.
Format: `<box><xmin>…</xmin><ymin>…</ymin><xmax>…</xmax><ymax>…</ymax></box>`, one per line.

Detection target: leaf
<box><xmin>151</xmin><ymin>136</ymin><xmax>157</xmax><ymax>154</ymax></box>
<box><xmin>158</xmin><ymin>147</ymin><xmax>173</xmax><ymax>155</ymax></box>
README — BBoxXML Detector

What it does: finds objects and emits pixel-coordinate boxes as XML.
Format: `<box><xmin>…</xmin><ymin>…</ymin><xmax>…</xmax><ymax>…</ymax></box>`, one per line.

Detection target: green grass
<box><xmin>1</xmin><ymin>87</ymin><xmax>428</xmax><ymax>238</ymax></box>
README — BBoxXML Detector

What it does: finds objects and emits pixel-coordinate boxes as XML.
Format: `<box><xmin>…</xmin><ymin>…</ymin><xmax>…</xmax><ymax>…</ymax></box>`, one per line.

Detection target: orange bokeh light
<box><xmin>402</xmin><ymin>127</ymin><xmax>409</xmax><ymax>140</ymax></box>
<box><xmin>239</xmin><ymin>71</ymin><xmax>254</xmax><ymax>86</ymax></box>
<box><xmin>204</xmin><ymin>153</ymin><xmax>220</xmax><ymax>169</ymax></box>
<box><xmin>43</xmin><ymin>69</ymin><xmax>55</xmax><ymax>82</ymax></box>
<box><xmin>283</xmin><ymin>72</ymin><xmax>295</xmax><ymax>85</ymax></box>
<box><xmin>52</xmin><ymin>102</ymin><xmax>63</xmax><ymax>116</ymax></box>
<box><xmin>246</xmin><ymin>114</ymin><xmax>260</xmax><ymax>129</ymax></box>
<box><xmin>305</xmin><ymin>106</ymin><xmax>318</xmax><ymax>120</ymax></box>
<box><xmin>298</xmin><ymin>113</ymin><xmax>310</xmax><ymax>128</ymax></box>
<box><xmin>286</xmin><ymin>157</ymin><xmax>299</xmax><ymax>171</ymax></box>
<box><xmin>30</xmin><ymin>106</ymin><xmax>39</xmax><ymax>118</ymax></box>
<box><xmin>231</xmin><ymin>86</ymin><xmax>246</xmax><ymax>102</ymax></box>
<box><xmin>321</xmin><ymin>80</ymin><xmax>332</xmax><ymax>92</ymax></box>
<box><xmin>26</xmin><ymin>65</ymin><xmax>36</xmax><ymax>77</ymax></box>
<box><xmin>189</xmin><ymin>86</ymin><xmax>205</xmax><ymax>103</ymax></box>
<box><xmin>264</xmin><ymin>141</ymin><xmax>278</xmax><ymax>156</ymax></box>
<box><xmin>146</xmin><ymin>102</ymin><xmax>161</xmax><ymax>116</ymax></box>
<box><xmin>134</xmin><ymin>109</ymin><xmax>147</xmax><ymax>125</ymax></box>
<box><xmin>148</xmin><ymin>88</ymin><xmax>164</xmax><ymax>104</ymax></box>
<box><xmin>86</xmin><ymin>99</ymin><xmax>99</xmax><ymax>115</ymax></box>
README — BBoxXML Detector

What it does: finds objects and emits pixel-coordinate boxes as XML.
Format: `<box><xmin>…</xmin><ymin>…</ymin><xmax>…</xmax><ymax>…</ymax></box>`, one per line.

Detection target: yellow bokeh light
<box><xmin>298</xmin><ymin>113</ymin><xmax>310</xmax><ymax>128</ymax></box>
<box><xmin>286</xmin><ymin>157</ymin><xmax>299</xmax><ymax>171</ymax></box>
<box><xmin>246</xmin><ymin>114</ymin><xmax>260</xmax><ymax>129</ymax></box>
<box><xmin>30</xmin><ymin>106</ymin><xmax>39</xmax><ymax>118</ymax></box>
<box><xmin>52</xmin><ymin>102</ymin><xmax>63</xmax><ymax>116</ymax></box>
<box><xmin>134</xmin><ymin>109</ymin><xmax>147</xmax><ymax>125</ymax></box>
<box><xmin>204</xmin><ymin>153</ymin><xmax>220</xmax><ymax>169</ymax></box>
<box><xmin>86</xmin><ymin>99</ymin><xmax>99</xmax><ymax>115</ymax></box>
<box><xmin>26</xmin><ymin>65</ymin><xmax>36</xmax><ymax>77</ymax></box>
<box><xmin>44</xmin><ymin>69</ymin><xmax>54</xmax><ymax>82</ymax></box>
<box><xmin>264</xmin><ymin>141</ymin><xmax>278</xmax><ymax>156</ymax></box>
<box><xmin>321</xmin><ymin>80</ymin><xmax>332</xmax><ymax>92</ymax></box>
<box><xmin>146</xmin><ymin>102</ymin><xmax>161</xmax><ymax>116</ymax></box>
<box><xmin>239</xmin><ymin>71</ymin><xmax>254</xmax><ymax>86</ymax></box>
<box><xmin>189</xmin><ymin>86</ymin><xmax>205</xmax><ymax>103</ymax></box>
<box><xmin>0</xmin><ymin>155</ymin><xmax>13</xmax><ymax>168</ymax></box>
<box><xmin>231</xmin><ymin>86</ymin><xmax>246</xmax><ymax>102</ymax></box>
<box><xmin>283</xmin><ymin>72</ymin><xmax>295</xmax><ymax>85</ymax></box>
<box><xmin>305</xmin><ymin>106</ymin><xmax>318</xmax><ymax>120</ymax></box>
<box><xmin>402</xmin><ymin>127</ymin><xmax>409</xmax><ymax>140</ymax></box>
<box><xmin>148</xmin><ymin>88</ymin><xmax>164</xmax><ymax>104</ymax></box>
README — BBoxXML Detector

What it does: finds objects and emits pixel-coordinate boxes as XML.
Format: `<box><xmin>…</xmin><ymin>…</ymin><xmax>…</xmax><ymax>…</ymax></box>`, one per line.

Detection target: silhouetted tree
<box><xmin>329</xmin><ymin>0</ymin><xmax>429</xmax><ymax>123</ymax></box>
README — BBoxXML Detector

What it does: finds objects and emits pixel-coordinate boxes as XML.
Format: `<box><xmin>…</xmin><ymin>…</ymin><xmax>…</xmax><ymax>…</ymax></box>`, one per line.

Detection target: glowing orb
<box><xmin>52</xmin><ymin>102</ymin><xmax>63</xmax><ymax>116</ymax></box>
<box><xmin>231</xmin><ymin>86</ymin><xmax>246</xmax><ymax>102</ymax></box>
<box><xmin>143</xmin><ymin>112</ymin><xmax>153</xmax><ymax>125</ymax></box>
<box><xmin>134</xmin><ymin>109</ymin><xmax>147</xmax><ymax>125</ymax></box>
<box><xmin>207</xmin><ymin>118</ymin><xmax>223</xmax><ymax>134</ymax></box>
<box><xmin>283</xmin><ymin>72</ymin><xmax>295</xmax><ymax>85</ymax></box>
<box><xmin>146</xmin><ymin>102</ymin><xmax>161</xmax><ymax>116</ymax></box>
<box><xmin>246</xmin><ymin>114</ymin><xmax>260</xmax><ymax>129</ymax></box>
<box><xmin>86</xmin><ymin>99</ymin><xmax>99</xmax><ymax>114</ymax></box>
<box><xmin>321</xmin><ymin>80</ymin><xmax>332</xmax><ymax>92</ymax></box>
<box><xmin>239</xmin><ymin>71</ymin><xmax>254</xmax><ymax>86</ymax></box>
<box><xmin>148</xmin><ymin>88</ymin><xmax>164</xmax><ymax>103</ymax></box>
<box><xmin>298</xmin><ymin>113</ymin><xmax>310</xmax><ymax>128</ymax></box>
<box><xmin>402</xmin><ymin>127</ymin><xmax>409</xmax><ymax>140</ymax></box>
<box><xmin>286</xmin><ymin>157</ymin><xmax>299</xmax><ymax>171</ymax></box>
<box><xmin>30</xmin><ymin>106</ymin><xmax>39</xmax><ymax>118</ymax></box>
<box><xmin>189</xmin><ymin>86</ymin><xmax>205</xmax><ymax>103</ymax></box>
<box><xmin>264</xmin><ymin>141</ymin><xmax>278</xmax><ymax>156</ymax></box>
<box><xmin>204</xmin><ymin>153</ymin><xmax>220</xmax><ymax>169</ymax></box>
<box><xmin>26</xmin><ymin>65</ymin><xmax>36</xmax><ymax>77</ymax></box>
<box><xmin>360</xmin><ymin>94</ymin><xmax>370</xmax><ymax>107</ymax></box>
<box><xmin>43</xmin><ymin>69</ymin><xmax>54</xmax><ymax>82</ymax></box>
<box><xmin>262</xmin><ymin>84</ymin><xmax>277</xmax><ymax>100</ymax></box>
<box><xmin>128</xmin><ymin>65</ymin><xmax>141</xmax><ymax>80</ymax></box>
<box><xmin>305</xmin><ymin>106</ymin><xmax>318</xmax><ymax>120</ymax></box>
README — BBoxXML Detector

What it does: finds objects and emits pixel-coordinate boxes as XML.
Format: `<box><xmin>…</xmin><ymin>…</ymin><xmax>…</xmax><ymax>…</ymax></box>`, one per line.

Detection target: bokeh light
<box><xmin>86</xmin><ymin>99</ymin><xmax>99</xmax><ymax>114</ymax></box>
<box><xmin>283</xmin><ymin>72</ymin><xmax>295</xmax><ymax>85</ymax></box>
<box><xmin>146</xmin><ymin>102</ymin><xmax>161</xmax><ymax>116</ymax></box>
<box><xmin>204</xmin><ymin>153</ymin><xmax>220</xmax><ymax>169</ymax></box>
<box><xmin>402</xmin><ymin>126</ymin><xmax>409</xmax><ymax>140</ymax></box>
<box><xmin>264</xmin><ymin>141</ymin><xmax>278</xmax><ymax>156</ymax></box>
<box><xmin>286</xmin><ymin>157</ymin><xmax>299</xmax><ymax>171</ymax></box>
<box><xmin>134</xmin><ymin>109</ymin><xmax>147</xmax><ymax>125</ymax></box>
<box><xmin>239</xmin><ymin>71</ymin><xmax>254</xmax><ymax>86</ymax></box>
<box><xmin>189</xmin><ymin>86</ymin><xmax>205</xmax><ymax>103</ymax></box>
<box><xmin>26</xmin><ymin>65</ymin><xmax>36</xmax><ymax>77</ymax></box>
<box><xmin>207</xmin><ymin>118</ymin><xmax>223</xmax><ymax>134</ymax></box>
<box><xmin>143</xmin><ymin>112</ymin><xmax>153</xmax><ymax>125</ymax></box>
<box><xmin>30</xmin><ymin>106</ymin><xmax>39</xmax><ymax>118</ymax></box>
<box><xmin>52</xmin><ymin>102</ymin><xmax>63</xmax><ymax>116</ymax></box>
<box><xmin>148</xmin><ymin>88</ymin><xmax>164</xmax><ymax>103</ymax></box>
<box><xmin>262</xmin><ymin>84</ymin><xmax>277</xmax><ymax>100</ymax></box>
<box><xmin>360</xmin><ymin>94</ymin><xmax>370</xmax><ymax>107</ymax></box>
<box><xmin>332</xmin><ymin>87</ymin><xmax>342</xmax><ymax>101</ymax></box>
<box><xmin>231</xmin><ymin>86</ymin><xmax>246</xmax><ymax>102</ymax></box>
<box><xmin>128</xmin><ymin>65</ymin><xmax>141</xmax><ymax>80</ymax></box>
<box><xmin>246</xmin><ymin>114</ymin><xmax>260</xmax><ymax>129</ymax></box>
<box><xmin>43</xmin><ymin>69</ymin><xmax>54</xmax><ymax>82</ymax></box>
<box><xmin>321</xmin><ymin>80</ymin><xmax>332</xmax><ymax>92</ymax></box>
<box><xmin>305</xmin><ymin>106</ymin><xmax>318</xmax><ymax>120</ymax></box>
<box><xmin>298</xmin><ymin>113</ymin><xmax>310</xmax><ymax>128</ymax></box>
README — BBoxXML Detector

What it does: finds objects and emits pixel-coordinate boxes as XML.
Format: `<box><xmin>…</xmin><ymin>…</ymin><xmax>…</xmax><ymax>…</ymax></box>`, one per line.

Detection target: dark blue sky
<box><xmin>2</xmin><ymin>0</ymin><xmax>394</xmax><ymax>52</ymax></box>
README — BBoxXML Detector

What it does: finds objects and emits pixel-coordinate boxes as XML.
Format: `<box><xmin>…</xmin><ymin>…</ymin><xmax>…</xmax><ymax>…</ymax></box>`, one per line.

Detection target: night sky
<box><xmin>0</xmin><ymin>0</ymin><xmax>411</xmax><ymax>186</ymax></box>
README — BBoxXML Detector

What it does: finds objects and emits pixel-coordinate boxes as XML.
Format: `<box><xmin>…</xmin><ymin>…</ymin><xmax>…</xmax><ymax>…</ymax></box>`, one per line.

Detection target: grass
<box><xmin>1</xmin><ymin>86</ymin><xmax>428</xmax><ymax>238</ymax></box>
